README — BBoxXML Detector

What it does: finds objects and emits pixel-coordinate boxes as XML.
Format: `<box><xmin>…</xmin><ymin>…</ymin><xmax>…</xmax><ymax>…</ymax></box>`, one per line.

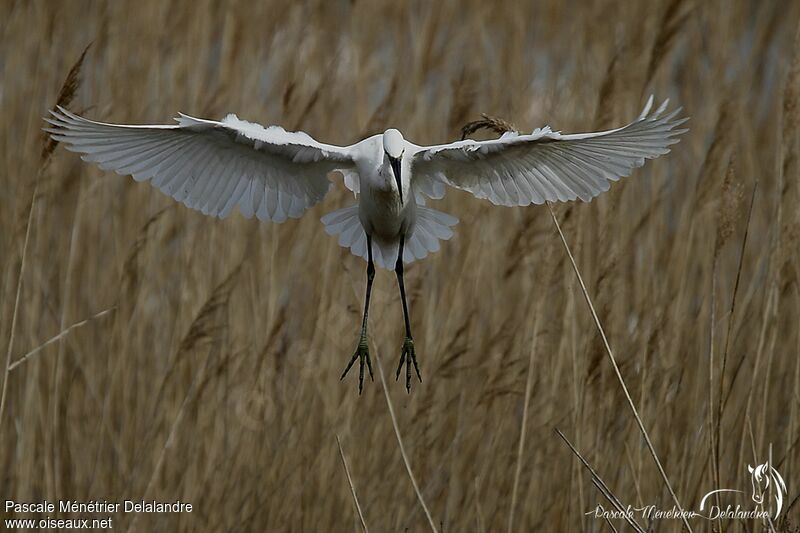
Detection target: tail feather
<box><xmin>321</xmin><ymin>205</ymin><xmax>370</xmax><ymax>262</ymax></box>
<box><xmin>321</xmin><ymin>204</ymin><xmax>458</xmax><ymax>269</ymax></box>
<box><xmin>404</xmin><ymin>207</ymin><xmax>458</xmax><ymax>261</ymax></box>
<box><xmin>373</xmin><ymin>241</ymin><xmax>396</xmax><ymax>269</ymax></box>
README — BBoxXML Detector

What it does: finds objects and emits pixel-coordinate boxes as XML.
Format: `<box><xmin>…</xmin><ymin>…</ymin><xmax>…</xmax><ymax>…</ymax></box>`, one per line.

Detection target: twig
<box><xmin>460</xmin><ymin>114</ymin><xmax>518</xmax><ymax>140</ymax></box>
<box><xmin>555</xmin><ymin>429</ymin><xmax>646</xmax><ymax>533</ymax></box>
<box><xmin>507</xmin><ymin>314</ymin><xmax>541</xmax><ymax>533</ymax></box>
<box><xmin>709</xmin><ymin>255</ymin><xmax>721</xmax><ymax>528</ymax></box>
<box><xmin>336</xmin><ymin>435</ymin><xmax>369</xmax><ymax>533</ymax></box>
<box><xmin>601</xmin><ymin>506</ymin><xmax>620</xmax><ymax>533</ymax></box>
<box><xmin>717</xmin><ymin>181</ymin><xmax>758</xmax><ymax>414</ymax></box>
<box><xmin>373</xmin><ymin>349</ymin><xmax>437</xmax><ymax>533</ymax></box>
<box><xmin>714</xmin><ymin>180</ymin><xmax>757</xmax><ymax>530</ymax></box>
<box><xmin>474</xmin><ymin>477</ymin><xmax>486</xmax><ymax>533</ymax></box>
<box><xmin>8</xmin><ymin>307</ymin><xmax>116</xmax><ymax>372</ymax></box>
<box><xmin>0</xmin><ymin>182</ymin><xmax>38</xmax><ymax>434</ymax></box>
<box><xmin>547</xmin><ymin>203</ymin><xmax>692</xmax><ymax>533</ymax></box>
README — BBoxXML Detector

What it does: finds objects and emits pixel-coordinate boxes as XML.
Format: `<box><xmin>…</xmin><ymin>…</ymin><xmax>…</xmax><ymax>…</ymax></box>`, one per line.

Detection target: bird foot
<box><xmin>341</xmin><ymin>336</ymin><xmax>373</xmax><ymax>395</ymax></box>
<box><xmin>395</xmin><ymin>336</ymin><xmax>422</xmax><ymax>393</ymax></box>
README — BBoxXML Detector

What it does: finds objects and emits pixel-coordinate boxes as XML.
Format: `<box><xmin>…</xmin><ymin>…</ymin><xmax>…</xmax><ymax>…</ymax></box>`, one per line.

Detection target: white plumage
<box><xmin>45</xmin><ymin>95</ymin><xmax>686</xmax><ymax>269</ymax></box>
<box><xmin>44</xmin><ymin>96</ymin><xmax>687</xmax><ymax>392</ymax></box>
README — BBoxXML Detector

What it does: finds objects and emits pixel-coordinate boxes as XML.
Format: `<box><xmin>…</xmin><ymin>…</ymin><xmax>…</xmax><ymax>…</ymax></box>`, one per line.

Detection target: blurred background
<box><xmin>1</xmin><ymin>0</ymin><xmax>799</xmax><ymax>531</ymax></box>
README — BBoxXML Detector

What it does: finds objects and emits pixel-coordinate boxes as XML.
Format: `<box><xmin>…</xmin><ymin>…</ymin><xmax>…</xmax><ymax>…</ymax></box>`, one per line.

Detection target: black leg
<box><xmin>394</xmin><ymin>236</ymin><xmax>422</xmax><ymax>392</ymax></box>
<box><xmin>341</xmin><ymin>235</ymin><xmax>375</xmax><ymax>394</ymax></box>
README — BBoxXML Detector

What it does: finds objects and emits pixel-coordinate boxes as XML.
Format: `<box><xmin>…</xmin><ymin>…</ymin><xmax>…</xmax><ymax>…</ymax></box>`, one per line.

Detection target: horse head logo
<box><xmin>748</xmin><ymin>462</ymin><xmax>787</xmax><ymax>517</ymax></box>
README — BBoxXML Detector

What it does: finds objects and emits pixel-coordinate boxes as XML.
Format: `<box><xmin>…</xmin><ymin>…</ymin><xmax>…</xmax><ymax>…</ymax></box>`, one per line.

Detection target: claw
<box><xmin>341</xmin><ymin>338</ymin><xmax>373</xmax><ymax>395</ymax></box>
<box><xmin>395</xmin><ymin>336</ymin><xmax>422</xmax><ymax>392</ymax></box>
<box><xmin>365</xmin><ymin>350</ymin><xmax>374</xmax><ymax>382</ymax></box>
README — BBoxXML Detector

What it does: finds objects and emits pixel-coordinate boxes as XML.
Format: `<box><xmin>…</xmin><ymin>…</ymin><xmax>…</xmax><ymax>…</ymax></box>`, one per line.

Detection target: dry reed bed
<box><xmin>1</xmin><ymin>0</ymin><xmax>799</xmax><ymax>531</ymax></box>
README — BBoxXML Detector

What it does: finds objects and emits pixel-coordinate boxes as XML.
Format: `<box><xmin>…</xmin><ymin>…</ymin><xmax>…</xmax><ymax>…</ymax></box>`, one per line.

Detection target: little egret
<box><xmin>45</xmin><ymin>96</ymin><xmax>687</xmax><ymax>393</ymax></box>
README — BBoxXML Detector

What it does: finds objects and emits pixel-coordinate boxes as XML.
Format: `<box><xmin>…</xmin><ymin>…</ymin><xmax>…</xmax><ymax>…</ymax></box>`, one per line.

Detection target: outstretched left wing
<box><xmin>45</xmin><ymin>107</ymin><xmax>356</xmax><ymax>222</ymax></box>
<box><xmin>410</xmin><ymin>96</ymin><xmax>688</xmax><ymax>206</ymax></box>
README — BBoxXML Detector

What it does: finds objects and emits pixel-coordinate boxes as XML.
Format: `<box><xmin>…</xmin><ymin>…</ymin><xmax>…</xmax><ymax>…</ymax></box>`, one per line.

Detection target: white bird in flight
<box><xmin>45</xmin><ymin>96</ymin><xmax>687</xmax><ymax>393</ymax></box>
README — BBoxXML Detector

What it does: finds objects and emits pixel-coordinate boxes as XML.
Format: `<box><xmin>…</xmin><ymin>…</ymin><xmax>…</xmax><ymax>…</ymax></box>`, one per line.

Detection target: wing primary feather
<box><xmin>92</xmin><ymin>135</ymin><xmax>185</xmax><ymax>170</ymax></box>
<box><xmin>200</xmin><ymin>158</ymin><xmax>234</xmax><ymax>213</ymax></box>
<box><xmin>174</xmin><ymin>148</ymin><xmax>213</xmax><ymax>203</ymax></box>
<box><xmin>154</xmin><ymin>139</ymin><xmax>205</xmax><ymax>193</ymax></box>
<box><xmin>539</xmin><ymin>150</ymin><xmax>594</xmax><ymax>201</ymax></box>
<box><xmin>124</xmin><ymin>137</ymin><xmax>193</xmax><ymax>180</ymax></box>
<box><xmin>188</xmin><ymin>153</ymin><xmax>223</xmax><ymax>208</ymax></box>
<box><xmin>217</xmin><ymin>158</ymin><xmax>248</xmax><ymax>218</ymax></box>
<box><xmin>219</xmin><ymin>177</ymin><xmax>249</xmax><ymax>218</ymax></box>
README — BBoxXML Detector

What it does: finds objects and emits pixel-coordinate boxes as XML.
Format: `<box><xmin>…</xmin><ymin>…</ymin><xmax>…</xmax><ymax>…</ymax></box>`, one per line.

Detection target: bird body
<box><xmin>45</xmin><ymin>95</ymin><xmax>687</xmax><ymax>392</ymax></box>
<box><xmin>353</xmin><ymin>132</ymin><xmax>417</xmax><ymax>260</ymax></box>
<box><xmin>359</xmin><ymin>181</ymin><xmax>415</xmax><ymax>246</ymax></box>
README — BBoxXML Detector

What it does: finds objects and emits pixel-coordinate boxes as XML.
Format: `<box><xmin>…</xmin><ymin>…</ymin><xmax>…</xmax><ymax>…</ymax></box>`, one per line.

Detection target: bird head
<box><xmin>383</xmin><ymin>128</ymin><xmax>404</xmax><ymax>158</ymax></box>
<box><xmin>383</xmin><ymin>129</ymin><xmax>405</xmax><ymax>200</ymax></box>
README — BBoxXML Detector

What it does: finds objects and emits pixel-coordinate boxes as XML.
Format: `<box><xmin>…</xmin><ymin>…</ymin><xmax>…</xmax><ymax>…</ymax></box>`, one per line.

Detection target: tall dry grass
<box><xmin>1</xmin><ymin>0</ymin><xmax>799</xmax><ymax>531</ymax></box>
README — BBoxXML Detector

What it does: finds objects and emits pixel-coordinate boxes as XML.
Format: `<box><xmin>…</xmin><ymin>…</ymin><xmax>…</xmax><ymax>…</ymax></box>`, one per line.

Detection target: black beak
<box><xmin>389</xmin><ymin>156</ymin><xmax>403</xmax><ymax>202</ymax></box>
